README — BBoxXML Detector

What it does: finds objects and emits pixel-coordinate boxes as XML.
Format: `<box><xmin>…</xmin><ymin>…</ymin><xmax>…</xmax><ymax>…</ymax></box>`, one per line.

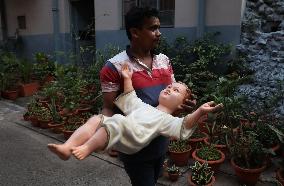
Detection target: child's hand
<box><xmin>199</xmin><ymin>101</ymin><xmax>223</xmax><ymax>114</ymax></box>
<box><xmin>121</xmin><ymin>63</ymin><xmax>133</xmax><ymax>79</ymax></box>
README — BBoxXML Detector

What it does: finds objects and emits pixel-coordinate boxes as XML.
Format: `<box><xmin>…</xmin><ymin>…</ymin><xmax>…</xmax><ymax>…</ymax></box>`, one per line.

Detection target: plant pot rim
<box><xmin>168</xmin><ymin>147</ymin><xmax>191</xmax><ymax>154</ymax></box>
<box><xmin>189</xmin><ymin>132</ymin><xmax>208</xmax><ymax>142</ymax></box>
<box><xmin>192</xmin><ymin>148</ymin><xmax>225</xmax><ymax>164</ymax></box>
<box><xmin>204</xmin><ymin>137</ymin><xmax>226</xmax><ymax>148</ymax></box>
<box><xmin>230</xmin><ymin>158</ymin><xmax>266</xmax><ymax>173</ymax></box>
<box><xmin>188</xmin><ymin>174</ymin><xmax>216</xmax><ymax>186</ymax></box>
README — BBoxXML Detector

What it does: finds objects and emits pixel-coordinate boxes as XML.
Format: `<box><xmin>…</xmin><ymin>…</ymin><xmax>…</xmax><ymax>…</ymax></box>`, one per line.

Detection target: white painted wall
<box><xmin>206</xmin><ymin>0</ymin><xmax>243</xmax><ymax>26</ymax></box>
<box><xmin>5</xmin><ymin>0</ymin><xmax>71</xmax><ymax>37</ymax></box>
<box><xmin>175</xmin><ymin>0</ymin><xmax>197</xmax><ymax>27</ymax></box>
<box><xmin>0</xmin><ymin>13</ymin><xmax>2</xmax><ymax>40</ymax></box>
<box><xmin>59</xmin><ymin>0</ymin><xmax>71</xmax><ymax>33</ymax></box>
<box><xmin>5</xmin><ymin>0</ymin><xmax>53</xmax><ymax>36</ymax></box>
<box><xmin>95</xmin><ymin>0</ymin><xmax>121</xmax><ymax>30</ymax></box>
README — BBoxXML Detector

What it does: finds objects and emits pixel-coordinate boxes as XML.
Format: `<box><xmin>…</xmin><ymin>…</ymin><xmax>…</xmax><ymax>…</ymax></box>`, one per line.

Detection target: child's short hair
<box><xmin>177</xmin><ymin>81</ymin><xmax>192</xmax><ymax>102</ymax></box>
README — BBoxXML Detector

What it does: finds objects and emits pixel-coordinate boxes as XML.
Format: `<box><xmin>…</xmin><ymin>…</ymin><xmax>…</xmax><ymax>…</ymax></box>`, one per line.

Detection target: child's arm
<box><xmin>184</xmin><ymin>101</ymin><xmax>223</xmax><ymax>129</ymax></box>
<box><xmin>121</xmin><ymin>63</ymin><xmax>134</xmax><ymax>93</ymax></box>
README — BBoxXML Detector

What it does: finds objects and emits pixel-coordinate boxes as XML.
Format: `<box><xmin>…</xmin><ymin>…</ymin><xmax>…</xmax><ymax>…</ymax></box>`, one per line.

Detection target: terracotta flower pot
<box><xmin>19</xmin><ymin>82</ymin><xmax>39</xmax><ymax>97</ymax></box>
<box><xmin>188</xmin><ymin>175</ymin><xmax>216</xmax><ymax>186</ymax></box>
<box><xmin>204</xmin><ymin>137</ymin><xmax>227</xmax><ymax>157</ymax></box>
<box><xmin>48</xmin><ymin>122</ymin><xmax>64</xmax><ymax>134</ymax></box>
<box><xmin>188</xmin><ymin>132</ymin><xmax>208</xmax><ymax>154</ymax></box>
<box><xmin>23</xmin><ymin>112</ymin><xmax>31</xmax><ymax>121</ymax></box>
<box><xmin>29</xmin><ymin>116</ymin><xmax>40</xmax><ymax>127</ymax></box>
<box><xmin>38</xmin><ymin>119</ymin><xmax>51</xmax><ymax>129</ymax></box>
<box><xmin>1</xmin><ymin>89</ymin><xmax>19</xmax><ymax>100</ymax></box>
<box><xmin>192</xmin><ymin>148</ymin><xmax>225</xmax><ymax>172</ymax></box>
<box><xmin>168</xmin><ymin>172</ymin><xmax>179</xmax><ymax>182</ymax></box>
<box><xmin>168</xmin><ymin>148</ymin><xmax>191</xmax><ymax>167</ymax></box>
<box><xmin>62</xmin><ymin>129</ymin><xmax>74</xmax><ymax>140</ymax></box>
<box><xmin>230</xmin><ymin>158</ymin><xmax>266</xmax><ymax>186</ymax></box>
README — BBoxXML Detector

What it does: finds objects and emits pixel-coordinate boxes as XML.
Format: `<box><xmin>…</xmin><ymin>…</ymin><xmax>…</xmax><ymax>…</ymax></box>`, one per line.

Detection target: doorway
<box><xmin>70</xmin><ymin>0</ymin><xmax>95</xmax><ymax>66</ymax></box>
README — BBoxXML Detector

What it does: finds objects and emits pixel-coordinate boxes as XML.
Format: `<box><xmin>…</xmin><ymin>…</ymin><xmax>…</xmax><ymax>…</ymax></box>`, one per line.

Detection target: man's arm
<box><xmin>101</xmin><ymin>91</ymin><xmax>119</xmax><ymax>117</ymax></box>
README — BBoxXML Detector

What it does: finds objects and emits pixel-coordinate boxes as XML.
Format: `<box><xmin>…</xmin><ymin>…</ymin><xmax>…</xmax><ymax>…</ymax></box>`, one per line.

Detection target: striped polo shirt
<box><xmin>100</xmin><ymin>48</ymin><xmax>175</xmax><ymax>107</ymax></box>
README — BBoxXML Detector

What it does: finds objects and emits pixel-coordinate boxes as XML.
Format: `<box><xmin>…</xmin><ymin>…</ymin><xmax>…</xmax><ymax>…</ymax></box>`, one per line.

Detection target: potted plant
<box><xmin>166</xmin><ymin>164</ymin><xmax>180</xmax><ymax>182</ymax></box>
<box><xmin>0</xmin><ymin>72</ymin><xmax>19</xmax><ymax>100</ymax></box>
<box><xmin>254</xmin><ymin>117</ymin><xmax>281</xmax><ymax>152</ymax></box>
<box><xmin>203</xmin><ymin>113</ymin><xmax>229</xmax><ymax>155</ymax></box>
<box><xmin>47</xmin><ymin>98</ymin><xmax>65</xmax><ymax>133</ymax></box>
<box><xmin>33</xmin><ymin>52</ymin><xmax>55</xmax><ymax>85</ymax></box>
<box><xmin>269</xmin><ymin>124</ymin><xmax>284</xmax><ymax>185</ymax></box>
<box><xmin>192</xmin><ymin>144</ymin><xmax>225</xmax><ymax>172</ymax></box>
<box><xmin>188</xmin><ymin>130</ymin><xmax>208</xmax><ymax>154</ymax></box>
<box><xmin>229</xmin><ymin>128</ymin><xmax>268</xmax><ymax>186</ymax></box>
<box><xmin>37</xmin><ymin>106</ymin><xmax>52</xmax><ymax>129</ymax></box>
<box><xmin>188</xmin><ymin>161</ymin><xmax>215</xmax><ymax>186</ymax></box>
<box><xmin>168</xmin><ymin>139</ymin><xmax>191</xmax><ymax>166</ymax></box>
<box><xmin>18</xmin><ymin>59</ymin><xmax>39</xmax><ymax>97</ymax></box>
<box><xmin>62</xmin><ymin>123</ymin><xmax>80</xmax><ymax>140</ymax></box>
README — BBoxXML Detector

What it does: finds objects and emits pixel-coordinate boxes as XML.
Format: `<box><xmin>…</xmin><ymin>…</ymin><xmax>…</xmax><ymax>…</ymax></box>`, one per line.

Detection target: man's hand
<box><xmin>173</xmin><ymin>98</ymin><xmax>197</xmax><ymax>116</ymax></box>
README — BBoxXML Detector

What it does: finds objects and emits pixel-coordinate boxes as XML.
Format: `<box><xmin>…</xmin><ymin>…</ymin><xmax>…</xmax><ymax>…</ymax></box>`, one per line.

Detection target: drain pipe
<box><xmin>52</xmin><ymin>0</ymin><xmax>60</xmax><ymax>62</ymax></box>
<box><xmin>197</xmin><ymin>0</ymin><xmax>205</xmax><ymax>38</ymax></box>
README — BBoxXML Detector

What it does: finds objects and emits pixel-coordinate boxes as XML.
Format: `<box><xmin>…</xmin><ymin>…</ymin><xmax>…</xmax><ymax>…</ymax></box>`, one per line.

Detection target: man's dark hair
<box><xmin>125</xmin><ymin>6</ymin><xmax>159</xmax><ymax>40</ymax></box>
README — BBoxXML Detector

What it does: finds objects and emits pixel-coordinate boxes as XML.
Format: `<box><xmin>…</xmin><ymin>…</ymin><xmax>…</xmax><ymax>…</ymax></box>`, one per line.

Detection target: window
<box><xmin>17</xmin><ymin>16</ymin><xmax>26</xmax><ymax>29</ymax></box>
<box><xmin>122</xmin><ymin>0</ymin><xmax>175</xmax><ymax>27</ymax></box>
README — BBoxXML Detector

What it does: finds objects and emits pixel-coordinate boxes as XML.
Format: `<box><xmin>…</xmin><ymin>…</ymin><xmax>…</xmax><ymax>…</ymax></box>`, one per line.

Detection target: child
<box><xmin>48</xmin><ymin>64</ymin><xmax>223</xmax><ymax>160</ymax></box>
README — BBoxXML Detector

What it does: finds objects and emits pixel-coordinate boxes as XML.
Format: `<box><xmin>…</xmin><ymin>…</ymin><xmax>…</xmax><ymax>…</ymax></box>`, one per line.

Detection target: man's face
<box><xmin>136</xmin><ymin>17</ymin><xmax>161</xmax><ymax>50</ymax></box>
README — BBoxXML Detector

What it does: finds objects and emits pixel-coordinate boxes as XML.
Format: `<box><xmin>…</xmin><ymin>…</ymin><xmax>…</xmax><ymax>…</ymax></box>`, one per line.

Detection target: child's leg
<box><xmin>47</xmin><ymin>115</ymin><xmax>102</xmax><ymax>160</ymax></box>
<box><xmin>71</xmin><ymin>127</ymin><xmax>108</xmax><ymax>160</ymax></box>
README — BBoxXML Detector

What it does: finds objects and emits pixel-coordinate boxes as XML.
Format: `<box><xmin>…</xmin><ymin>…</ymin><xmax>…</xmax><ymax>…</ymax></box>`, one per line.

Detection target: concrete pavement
<box><xmin>0</xmin><ymin>97</ymin><xmax>279</xmax><ymax>186</ymax></box>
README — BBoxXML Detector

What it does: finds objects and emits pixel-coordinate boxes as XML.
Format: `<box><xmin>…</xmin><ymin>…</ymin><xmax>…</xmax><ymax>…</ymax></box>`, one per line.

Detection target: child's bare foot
<box><xmin>47</xmin><ymin>144</ymin><xmax>72</xmax><ymax>160</ymax></box>
<box><xmin>71</xmin><ymin>145</ymin><xmax>92</xmax><ymax>160</ymax></box>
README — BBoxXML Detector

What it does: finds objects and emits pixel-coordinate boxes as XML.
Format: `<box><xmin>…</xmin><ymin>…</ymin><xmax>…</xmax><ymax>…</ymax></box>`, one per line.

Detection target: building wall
<box><xmin>5</xmin><ymin>0</ymin><xmax>53</xmax><ymax>36</ymax></box>
<box><xmin>95</xmin><ymin>0</ymin><xmax>121</xmax><ymax>30</ymax></box>
<box><xmin>206</xmin><ymin>0</ymin><xmax>243</xmax><ymax>26</ymax></box>
<box><xmin>0</xmin><ymin>13</ymin><xmax>2</xmax><ymax>41</ymax></box>
<box><xmin>4</xmin><ymin>0</ymin><xmax>71</xmax><ymax>59</ymax></box>
<box><xmin>3</xmin><ymin>0</ymin><xmax>245</xmax><ymax>60</ymax></box>
<box><xmin>175</xmin><ymin>0</ymin><xmax>197</xmax><ymax>27</ymax></box>
<box><xmin>95</xmin><ymin>0</ymin><xmax>244</xmax><ymax>51</ymax></box>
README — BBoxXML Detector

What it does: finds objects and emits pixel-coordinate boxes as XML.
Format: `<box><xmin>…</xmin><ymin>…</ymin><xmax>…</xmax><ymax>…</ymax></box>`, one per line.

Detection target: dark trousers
<box><xmin>123</xmin><ymin>155</ymin><xmax>165</xmax><ymax>186</ymax></box>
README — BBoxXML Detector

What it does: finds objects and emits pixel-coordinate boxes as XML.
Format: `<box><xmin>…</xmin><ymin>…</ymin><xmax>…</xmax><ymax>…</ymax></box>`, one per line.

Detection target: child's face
<box><xmin>159</xmin><ymin>82</ymin><xmax>189</xmax><ymax>111</ymax></box>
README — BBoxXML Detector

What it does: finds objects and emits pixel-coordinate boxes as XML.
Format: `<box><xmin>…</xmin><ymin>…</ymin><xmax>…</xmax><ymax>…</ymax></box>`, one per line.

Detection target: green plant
<box><xmin>33</xmin><ymin>52</ymin><xmax>55</xmax><ymax>80</ymax></box>
<box><xmin>37</xmin><ymin>106</ymin><xmax>52</xmax><ymax>121</ymax></box>
<box><xmin>168</xmin><ymin>140</ymin><xmax>190</xmax><ymax>152</ymax></box>
<box><xmin>190</xmin><ymin>161</ymin><xmax>214</xmax><ymax>185</ymax></box>
<box><xmin>19</xmin><ymin>59</ymin><xmax>33</xmax><ymax>83</ymax></box>
<box><xmin>167</xmin><ymin>164</ymin><xmax>179</xmax><ymax>174</ymax></box>
<box><xmin>229</xmin><ymin>129</ymin><xmax>268</xmax><ymax>169</ymax></box>
<box><xmin>196</xmin><ymin>145</ymin><xmax>222</xmax><ymax>161</ymax></box>
<box><xmin>64</xmin><ymin>123</ymin><xmax>80</xmax><ymax>131</ymax></box>
<box><xmin>254</xmin><ymin>118</ymin><xmax>280</xmax><ymax>148</ymax></box>
<box><xmin>48</xmin><ymin>98</ymin><xmax>63</xmax><ymax>123</ymax></box>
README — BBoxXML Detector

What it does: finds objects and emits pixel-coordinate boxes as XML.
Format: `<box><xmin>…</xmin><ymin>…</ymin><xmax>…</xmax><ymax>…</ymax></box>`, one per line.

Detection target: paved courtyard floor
<box><xmin>0</xmin><ymin>96</ymin><xmax>280</xmax><ymax>186</ymax></box>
